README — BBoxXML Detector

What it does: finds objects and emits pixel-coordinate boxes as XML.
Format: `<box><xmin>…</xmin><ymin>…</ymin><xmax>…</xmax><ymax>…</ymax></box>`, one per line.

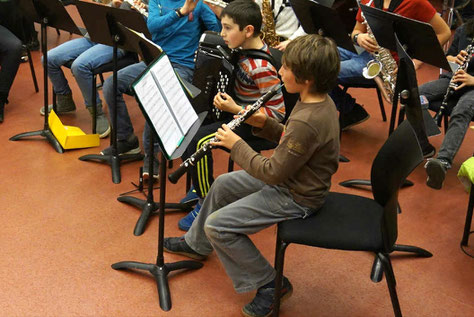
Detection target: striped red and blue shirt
<box><xmin>233</xmin><ymin>44</ymin><xmax>285</xmax><ymax>122</ymax></box>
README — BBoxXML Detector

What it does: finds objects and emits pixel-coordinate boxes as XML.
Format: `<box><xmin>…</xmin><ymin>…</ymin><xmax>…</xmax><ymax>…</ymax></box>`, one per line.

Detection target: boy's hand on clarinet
<box><xmin>453</xmin><ymin>69</ymin><xmax>474</xmax><ymax>89</ymax></box>
<box><xmin>212</xmin><ymin>125</ymin><xmax>241</xmax><ymax>150</ymax></box>
<box><xmin>133</xmin><ymin>0</ymin><xmax>147</xmax><ymax>10</ymax></box>
<box><xmin>454</xmin><ymin>50</ymin><xmax>468</xmax><ymax>65</ymax></box>
<box><xmin>214</xmin><ymin>92</ymin><xmax>240</xmax><ymax>114</ymax></box>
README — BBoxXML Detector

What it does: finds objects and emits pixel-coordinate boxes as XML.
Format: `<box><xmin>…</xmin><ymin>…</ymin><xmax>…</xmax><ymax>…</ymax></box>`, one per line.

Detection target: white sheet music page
<box><xmin>150</xmin><ymin>55</ymin><xmax>198</xmax><ymax>133</ymax></box>
<box><xmin>133</xmin><ymin>71</ymin><xmax>182</xmax><ymax>157</ymax></box>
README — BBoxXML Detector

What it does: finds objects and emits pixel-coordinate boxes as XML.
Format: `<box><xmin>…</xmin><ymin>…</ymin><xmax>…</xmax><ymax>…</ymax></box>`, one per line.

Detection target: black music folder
<box><xmin>132</xmin><ymin>54</ymin><xmax>205</xmax><ymax>160</ymax></box>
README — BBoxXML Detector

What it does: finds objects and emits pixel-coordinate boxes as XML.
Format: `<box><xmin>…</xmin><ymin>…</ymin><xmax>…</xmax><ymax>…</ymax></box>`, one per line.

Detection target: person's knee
<box><xmin>10</xmin><ymin>37</ymin><xmax>22</xmax><ymax>57</ymax></box>
<box><xmin>70</xmin><ymin>59</ymin><xmax>90</xmax><ymax>78</ymax></box>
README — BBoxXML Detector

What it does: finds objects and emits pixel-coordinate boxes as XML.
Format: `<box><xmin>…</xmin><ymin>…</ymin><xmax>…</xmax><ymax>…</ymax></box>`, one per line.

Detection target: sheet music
<box><xmin>150</xmin><ymin>55</ymin><xmax>198</xmax><ymax>133</ymax></box>
<box><xmin>133</xmin><ymin>71</ymin><xmax>183</xmax><ymax>157</ymax></box>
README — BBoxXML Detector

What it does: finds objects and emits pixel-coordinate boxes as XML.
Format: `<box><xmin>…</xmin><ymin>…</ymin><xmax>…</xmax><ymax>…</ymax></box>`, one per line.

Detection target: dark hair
<box><xmin>282</xmin><ymin>35</ymin><xmax>340</xmax><ymax>94</ymax></box>
<box><xmin>220</xmin><ymin>0</ymin><xmax>262</xmax><ymax>37</ymax></box>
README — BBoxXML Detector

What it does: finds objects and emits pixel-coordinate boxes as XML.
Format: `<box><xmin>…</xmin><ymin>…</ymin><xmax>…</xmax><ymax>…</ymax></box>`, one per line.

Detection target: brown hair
<box><xmin>282</xmin><ymin>35</ymin><xmax>340</xmax><ymax>94</ymax></box>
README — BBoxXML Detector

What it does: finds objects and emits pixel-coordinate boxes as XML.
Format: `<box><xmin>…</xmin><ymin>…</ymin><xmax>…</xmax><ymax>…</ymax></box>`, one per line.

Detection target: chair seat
<box><xmin>278</xmin><ymin>192</ymin><xmax>384</xmax><ymax>251</ymax></box>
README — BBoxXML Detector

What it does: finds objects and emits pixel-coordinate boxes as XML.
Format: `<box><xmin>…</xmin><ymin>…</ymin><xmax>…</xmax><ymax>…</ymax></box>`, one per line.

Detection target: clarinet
<box><xmin>124</xmin><ymin>0</ymin><xmax>148</xmax><ymax>17</ymax></box>
<box><xmin>168</xmin><ymin>84</ymin><xmax>283</xmax><ymax>184</ymax></box>
<box><xmin>433</xmin><ymin>38</ymin><xmax>474</xmax><ymax>126</ymax></box>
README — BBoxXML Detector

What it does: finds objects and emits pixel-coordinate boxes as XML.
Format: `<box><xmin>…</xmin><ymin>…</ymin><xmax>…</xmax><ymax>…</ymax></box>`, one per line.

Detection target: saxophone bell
<box><xmin>362</xmin><ymin>59</ymin><xmax>382</xmax><ymax>79</ymax></box>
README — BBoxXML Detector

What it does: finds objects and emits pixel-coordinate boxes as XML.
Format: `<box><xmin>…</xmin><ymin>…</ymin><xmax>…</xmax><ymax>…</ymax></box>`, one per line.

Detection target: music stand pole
<box><xmin>76</xmin><ymin>6</ymin><xmax>145</xmax><ymax>184</ymax></box>
<box><xmin>117</xmin><ymin>131</ymin><xmax>192</xmax><ymax>236</ymax></box>
<box><xmin>112</xmin><ymin>133</ymin><xmax>203</xmax><ymax>311</ymax></box>
<box><xmin>9</xmin><ymin>16</ymin><xmax>63</xmax><ymax>153</ymax></box>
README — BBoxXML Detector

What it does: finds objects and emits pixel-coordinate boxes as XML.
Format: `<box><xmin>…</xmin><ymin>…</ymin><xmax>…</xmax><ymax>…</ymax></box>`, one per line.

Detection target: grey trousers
<box><xmin>185</xmin><ymin>170</ymin><xmax>313</xmax><ymax>293</ymax></box>
<box><xmin>419</xmin><ymin>78</ymin><xmax>474</xmax><ymax>166</ymax></box>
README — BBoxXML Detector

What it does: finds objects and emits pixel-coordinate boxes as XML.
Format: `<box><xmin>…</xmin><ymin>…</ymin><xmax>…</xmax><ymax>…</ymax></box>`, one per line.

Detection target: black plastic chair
<box><xmin>341</xmin><ymin>81</ymin><xmax>387</xmax><ymax>122</ymax></box>
<box><xmin>272</xmin><ymin>120</ymin><xmax>432</xmax><ymax>317</ymax></box>
<box><xmin>52</xmin><ymin>52</ymin><xmax>138</xmax><ymax>133</ymax></box>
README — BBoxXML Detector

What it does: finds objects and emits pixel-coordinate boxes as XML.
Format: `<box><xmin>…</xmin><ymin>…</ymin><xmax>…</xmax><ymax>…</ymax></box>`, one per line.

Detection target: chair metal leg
<box><xmin>375</xmin><ymin>86</ymin><xmax>387</xmax><ymax>122</ymax></box>
<box><xmin>461</xmin><ymin>185</ymin><xmax>474</xmax><ymax>246</ymax></box>
<box><xmin>91</xmin><ymin>74</ymin><xmax>97</xmax><ymax>134</ymax></box>
<box><xmin>378</xmin><ymin>253</ymin><xmax>402</xmax><ymax>317</ymax></box>
<box><xmin>228</xmin><ymin>156</ymin><xmax>234</xmax><ymax>172</ymax></box>
<box><xmin>27</xmin><ymin>48</ymin><xmax>39</xmax><ymax>93</ymax></box>
<box><xmin>273</xmin><ymin>234</ymin><xmax>289</xmax><ymax>317</ymax></box>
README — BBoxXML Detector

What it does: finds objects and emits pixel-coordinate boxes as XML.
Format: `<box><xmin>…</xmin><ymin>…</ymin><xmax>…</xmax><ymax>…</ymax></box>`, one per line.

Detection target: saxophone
<box><xmin>360</xmin><ymin>3</ymin><xmax>397</xmax><ymax>102</ymax></box>
<box><xmin>261</xmin><ymin>0</ymin><xmax>280</xmax><ymax>48</ymax></box>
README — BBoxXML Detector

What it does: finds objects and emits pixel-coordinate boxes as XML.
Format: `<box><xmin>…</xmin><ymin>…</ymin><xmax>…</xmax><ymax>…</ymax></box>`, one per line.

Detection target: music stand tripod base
<box><xmin>111</xmin><ymin>259</ymin><xmax>203</xmax><ymax>311</ymax></box>
<box><xmin>78</xmin><ymin>152</ymin><xmax>143</xmax><ymax>184</ymax></box>
<box><xmin>10</xmin><ymin>128</ymin><xmax>64</xmax><ymax>154</ymax></box>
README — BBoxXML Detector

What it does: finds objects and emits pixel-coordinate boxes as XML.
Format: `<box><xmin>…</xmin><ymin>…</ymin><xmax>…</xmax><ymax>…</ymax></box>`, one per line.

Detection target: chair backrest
<box><xmin>370</xmin><ymin>120</ymin><xmax>423</xmax><ymax>251</ymax></box>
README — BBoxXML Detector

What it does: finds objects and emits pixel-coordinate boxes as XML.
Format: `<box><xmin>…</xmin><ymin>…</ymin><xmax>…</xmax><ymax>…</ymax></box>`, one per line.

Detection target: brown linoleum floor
<box><xmin>0</xmin><ymin>24</ymin><xmax>473</xmax><ymax>317</ymax></box>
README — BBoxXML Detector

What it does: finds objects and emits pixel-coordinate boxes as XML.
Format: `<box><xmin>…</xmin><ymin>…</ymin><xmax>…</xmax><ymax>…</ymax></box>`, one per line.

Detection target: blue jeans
<box><xmin>329</xmin><ymin>47</ymin><xmax>373</xmax><ymax>113</ymax></box>
<box><xmin>46</xmin><ymin>37</ymin><xmax>126</xmax><ymax>108</ymax></box>
<box><xmin>419</xmin><ymin>78</ymin><xmax>474</xmax><ymax>166</ymax></box>
<box><xmin>103</xmin><ymin>61</ymin><xmax>194</xmax><ymax>153</ymax></box>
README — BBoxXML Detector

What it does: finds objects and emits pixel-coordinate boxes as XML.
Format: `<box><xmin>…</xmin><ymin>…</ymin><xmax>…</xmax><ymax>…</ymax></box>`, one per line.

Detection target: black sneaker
<box><xmin>242</xmin><ymin>277</ymin><xmax>293</xmax><ymax>317</ymax></box>
<box><xmin>142</xmin><ymin>155</ymin><xmax>159</xmax><ymax>180</ymax></box>
<box><xmin>100</xmin><ymin>134</ymin><xmax>141</xmax><ymax>156</ymax></box>
<box><xmin>425</xmin><ymin>158</ymin><xmax>450</xmax><ymax>190</ymax></box>
<box><xmin>340</xmin><ymin>103</ymin><xmax>370</xmax><ymax>131</ymax></box>
<box><xmin>163</xmin><ymin>236</ymin><xmax>207</xmax><ymax>260</ymax></box>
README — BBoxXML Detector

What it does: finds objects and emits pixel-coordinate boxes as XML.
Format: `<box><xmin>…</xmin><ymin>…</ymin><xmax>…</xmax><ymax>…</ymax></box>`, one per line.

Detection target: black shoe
<box><xmin>340</xmin><ymin>103</ymin><xmax>370</xmax><ymax>131</ymax></box>
<box><xmin>163</xmin><ymin>236</ymin><xmax>207</xmax><ymax>260</ymax></box>
<box><xmin>100</xmin><ymin>134</ymin><xmax>141</xmax><ymax>156</ymax></box>
<box><xmin>242</xmin><ymin>277</ymin><xmax>293</xmax><ymax>317</ymax></box>
<box><xmin>142</xmin><ymin>155</ymin><xmax>159</xmax><ymax>180</ymax></box>
<box><xmin>425</xmin><ymin>158</ymin><xmax>449</xmax><ymax>190</ymax></box>
<box><xmin>422</xmin><ymin>144</ymin><xmax>436</xmax><ymax>159</ymax></box>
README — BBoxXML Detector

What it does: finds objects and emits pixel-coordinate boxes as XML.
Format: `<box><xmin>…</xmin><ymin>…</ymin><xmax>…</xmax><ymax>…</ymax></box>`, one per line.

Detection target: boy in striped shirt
<box><xmin>178</xmin><ymin>0</ymin><xmax>285</xmax><ymax>231</ymax></box>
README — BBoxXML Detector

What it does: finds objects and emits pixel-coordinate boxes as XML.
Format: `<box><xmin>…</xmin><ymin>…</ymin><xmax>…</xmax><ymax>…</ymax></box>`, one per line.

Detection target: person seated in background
<box><xmin>331</xmin><ymin>0</ymin><xmax>451</xmax><ymax>132</ymax></box>
<box><xmin>418</xmin><ymin>18</ymin><xmax>474</xmax><ymax>190</ymax></box>
<box><xmin>99</xmin><ymin>0</ymin><xmax>220</xmax><ymax>178</ymax></box>
<box><xmin>163</xmin><ymin>34</ymin><xmax>340</xmax><ymax>317</ymax></box>
<box><xmin>0</xmin><ymin>0</ymin><xmax>24</xmax><ymax>123</ymax></box>
<box><xmin>207</xmin><ymin>0</ymin><xmax>306</xmax><ymax>51</ymax></box>
<box><xmin>39</xmin><ymin>0</ymin><xmax>148</xmax><ymax>138</ymax></box>
<box><xmin>177</xmin><ymin>0</ymin><xmax>285</xmax><ymax>231</ymax></box>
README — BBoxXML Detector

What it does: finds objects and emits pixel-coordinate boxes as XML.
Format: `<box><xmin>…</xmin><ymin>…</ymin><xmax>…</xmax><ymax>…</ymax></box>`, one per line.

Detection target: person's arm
<box><xmin>222</xmin><ymin>119</ymin><xmax>319</xmax><ymax>185</ymax></box>
<box><xmin>351</xmin><ymin>20</ymin><xmax>378</xmax><ymax>53</ymax></box>
<box><xmin>428</xmin><ymin>13</ymin><xmax>451</xmax><ymax>47</ymax></box>
<box><xmin>199</xmin><ymin>2</ymin><xmax>222</xmax><ymax>32</ymax></box>
<box><xmin>147</xmin><ymin>0</ymin><xmax>199</xmax><ymax>33</ymax></box>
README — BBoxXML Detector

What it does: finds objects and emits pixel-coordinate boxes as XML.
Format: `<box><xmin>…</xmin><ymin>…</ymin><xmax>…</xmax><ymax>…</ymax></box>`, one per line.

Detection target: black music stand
<box><xmin>341</xmin><ymin>5</ymin><xmax>440</xmax><ymax>283</ymax></box>
<box><xmin>9</xmin><ymin>0</ymin><xmax>84</xmax><ymax>153</ymax></box>
<box><xmin>111</xmin><ymin>53</ymin><xmax>206</xmax><ymax>311</ymax></box>
<box><xmin>113</xmin><ymin>23</ymin><xmax>196</xmax><ymax>236</ymax></box>
<box><xmin>75</xmin><ymin>1</ymin><xmax>152</xmax><ymax>184</ymax></box>
<box><xmin>290</xmin><ymin>0</ymin><xmax>357</xmax><ymax>53</ymax></box>
<box><xmin>340</xmin><ymin>5</ymin><xmax>451</xmax><ymax>189</ymax></box>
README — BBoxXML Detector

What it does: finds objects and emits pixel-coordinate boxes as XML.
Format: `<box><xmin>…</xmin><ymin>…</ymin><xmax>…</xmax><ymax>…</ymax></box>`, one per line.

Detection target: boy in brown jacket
<box><xmin>164</xmin><ymin>34</ymin><xmax>340</xmax><ymax>317</ymax></box>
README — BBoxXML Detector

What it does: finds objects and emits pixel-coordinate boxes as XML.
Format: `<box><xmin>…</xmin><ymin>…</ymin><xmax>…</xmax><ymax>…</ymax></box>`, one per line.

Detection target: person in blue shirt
<box><xmin>100</xmin><ymin>0</ymin><xmax>221</xmax><ymax>179</ymax></box>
